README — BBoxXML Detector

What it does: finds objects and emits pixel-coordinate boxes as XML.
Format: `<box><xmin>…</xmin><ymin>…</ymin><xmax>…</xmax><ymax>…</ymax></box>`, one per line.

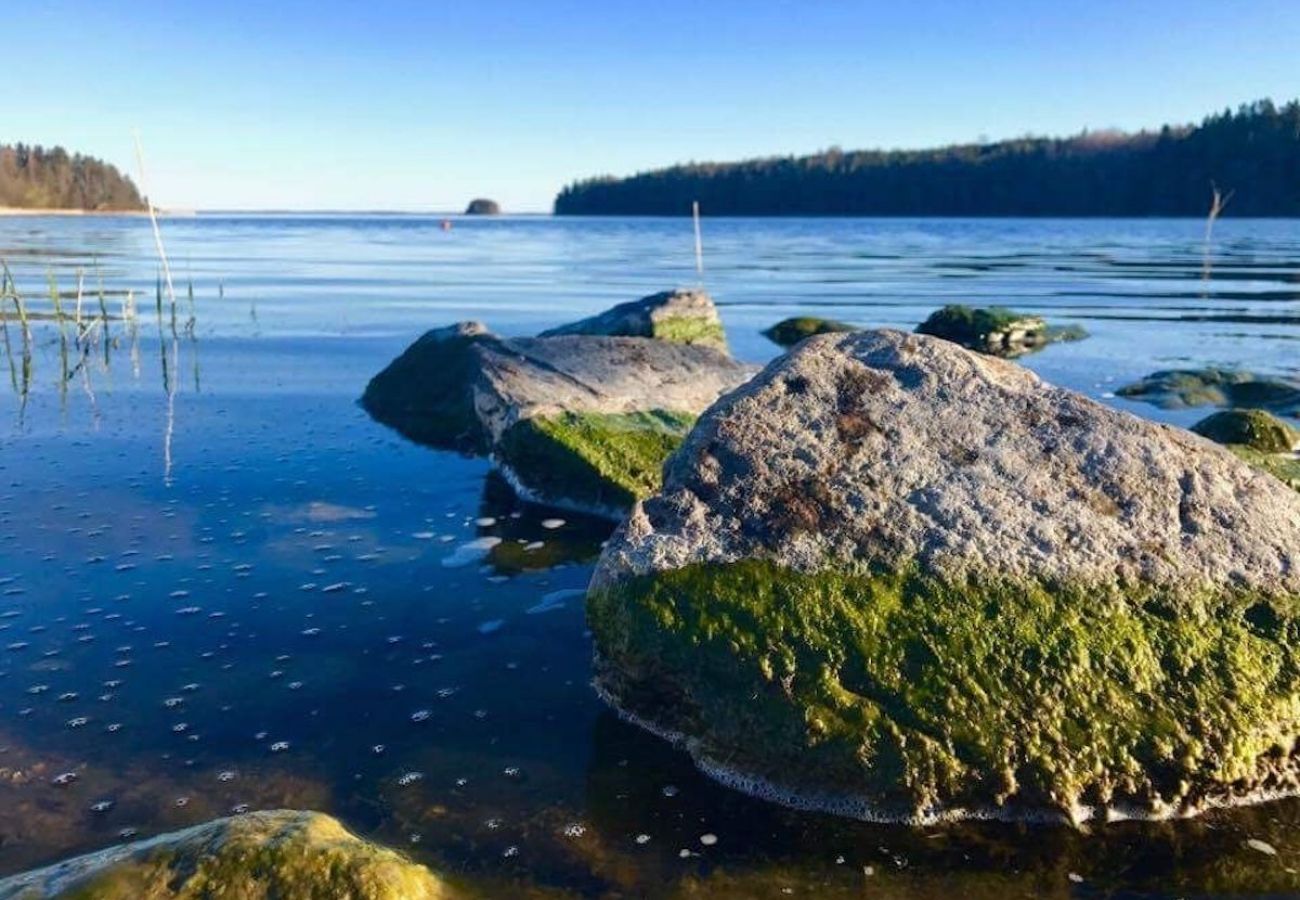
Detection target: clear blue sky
<box><xmin>7</xmin><ymin>0</ymin><xmax>1297</xmax><ymax>212</ymax></box>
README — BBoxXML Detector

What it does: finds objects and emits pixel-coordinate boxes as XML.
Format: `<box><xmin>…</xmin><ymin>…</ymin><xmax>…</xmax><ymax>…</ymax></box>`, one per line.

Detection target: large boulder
<box><xmin>588</xmin><ymin>329</ymin><xmax>1300</xmax><ymax>825</ymax></box>
<box><xmin>539</xmin><ymin>289</ymin><xmax>728</xmax><ymax>353</ymax></box>
<box><xmin>0</xmin><ymin>810</ymin><xmax>457</xmax><ymax>899</ymax></box>
<box><xmin>362</xmin><ymin>295</ymin><xmax>753</xmax><ymax>516</ymax></box>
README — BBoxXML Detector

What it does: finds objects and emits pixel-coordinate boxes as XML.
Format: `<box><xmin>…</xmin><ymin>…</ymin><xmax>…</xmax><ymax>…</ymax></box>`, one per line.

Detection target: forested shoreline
<box><xmin>555</xmin><ymin>100</ymin><xmax>1300</xmax><ymax>217</ymax></box>
<box><xmin>0</xmin><ymin>143</ymin><xmax>144</xmax><ymax>211</ymax></box>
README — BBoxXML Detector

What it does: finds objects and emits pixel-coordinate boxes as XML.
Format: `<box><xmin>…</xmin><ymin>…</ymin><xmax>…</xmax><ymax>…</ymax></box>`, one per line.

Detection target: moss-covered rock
<box><xmin>540</xmin><ymin>289</ymin><xmax>729</xmax><ymax>352</ymax></box>
<box><xmin>1225</xmin><ymin>446</ymin><xmax>1300</xmax><ymax>493</ymax></box>
<box><xmin>1193</xmin><ymin>409</ymin><xmax>1299</xmax><ymax>453</ymax></box>
<box><xmin>0</xmin><ymin>810</ymin><xmax>462</xmax><ymax>899</ymax></box>
<box><xmin>1118</xmin><ymin>368</ymin><xmax>1300</xmax><ymax>414</ymax></box>
<box><xmin>361</xmin><ymin>295</ymin><xmax>754</xmax><ymax>516</ymax></box>
<box><xmin>762</xmin><ymin>317</ymin><xmax>858</xmax><ymax>348</ymax></box>
<box><xmin>589</xmin><ymin>329</ymin><xmax>1300</xmax><ymax>824</ymax></box>
<box><xmin>498</xmin><ymin>410</ymin><xmax>696</xmax><ymax>513</ymax></box>
<box><xmin>915</xmin><ymin>305</ymin><xmax>1085</xmax><ymax>357</ymax></box>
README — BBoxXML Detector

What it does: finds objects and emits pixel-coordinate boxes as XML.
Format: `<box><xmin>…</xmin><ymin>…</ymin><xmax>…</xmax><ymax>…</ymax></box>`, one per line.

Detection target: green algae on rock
<box><xmin>1193</xmin><ymin>409</ymin><xmax>1299</xmax><ymax>453</ymax></box>
<box><xmin>539</xmin><ymin>289</ymin><xmax>729</xmax><ymax>352</ymax></box>
<box><xmin>589</xmin><ymin>329</ymin><xmax>1300</xmax><ymax>824</ymax></box>
<box><xmin>1118</xmin><ymin>368</ymin><xmax>1300</xmax><ymax>414</ymax></box>
<box><xmin>762</xmin><ymin>316</ymin><xmax>858</xmax><ymax>348</ymax></box>
<box><xmin>361</xmin><ymin>292</ymin><xmax>752</xmax><ymax>516</ymax></box>
<box><xmin>915</xmin><ymin>304</ymin><xmax>1085</xmax><ymax>357</ymax></box>
<box><xmin>0</xmin><ymin>810</ymin><xmax>460</xmax><ymax>899</ymax></box>
<box><xmin>499</xmin><ymin>410</ymin><xmax>695</xmax><ymax>512</ymax></box>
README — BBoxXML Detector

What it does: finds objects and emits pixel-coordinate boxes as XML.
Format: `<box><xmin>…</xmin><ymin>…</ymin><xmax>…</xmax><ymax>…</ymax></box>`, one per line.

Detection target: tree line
<box><xmin>554</xmin><ymin>100</ymin><xmax>1300</xmax><ymax>217</ymax></box>
<box><xmin>0</xmin><ymin>143</ymin><xmax>144</xmax><ymax>210</ymax></box>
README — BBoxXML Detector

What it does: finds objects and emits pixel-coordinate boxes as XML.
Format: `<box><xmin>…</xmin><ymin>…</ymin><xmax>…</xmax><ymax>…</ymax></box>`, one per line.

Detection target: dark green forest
<box><xmin>0</xmin><ymin>143</ymin><xmax>144</xmax><ymax>210</ymax></box>
<box><xmin>555</xmin><ymin>100</ymin><xmax>1300</xmax><ymax>217</ymax></box>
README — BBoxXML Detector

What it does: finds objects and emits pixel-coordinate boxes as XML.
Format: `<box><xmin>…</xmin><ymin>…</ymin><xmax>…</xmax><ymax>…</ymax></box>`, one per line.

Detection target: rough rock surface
<box><xmin>362</xmin><ymin>296</ymin><xmax>753</xmax><ymax>515</ymax></box>
<box><xmin>589</xmin><ymin>329</ymin><xmax>1300</xmax><ymax>824</ymax></box>
<box><xmin>762</xmin><ymin>316</ymin><xmax>858</xmax><ymax>348</ymax></box>
<box><xmin>1119</xmin><ymin>368</ymin><xmax>1300</xmax><ymax>414</ymax></box>
<box><xmin>0</xmin><ymin>810</ymin><xmax>456</xmax><ymax>899</ymax></box>
<box><xmin>540</xmin><ymin>289</ymin><xmax>728</xmax><ymax>352</ymax></box>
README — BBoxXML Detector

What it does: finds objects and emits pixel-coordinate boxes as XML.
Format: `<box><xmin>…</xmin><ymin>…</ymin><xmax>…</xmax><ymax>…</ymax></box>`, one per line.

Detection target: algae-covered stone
<box><xmin>589</xmin><ymin>329</ymin><xmax>1300</xmax><ymax>825</ymax></box>
<box><xmin>915</xmin><ymin>304</ymin><xmax>1084</xmax><ymax>357</ymax></box>
<box><xmin>1118</xmin><ymin>368</ymin><xmax>1300</xmax><ymax>414</ymax></box>
<box><xmin>762</xmin><ymin>316</ymin><xmax>858</xmax><ymax>348</ymax></box>
<box><xmin>1193</xmin><ymin>409</ymin><xmax>1299</xmax><ymax>453</ymax></box>
<box><xmin>540</xmin><ymin>289</ymin><xmax>729</xmax><ymax>352</ymax></box>
<box><xmin>362</xmin><ymin>296</ymin><xmax>754</xmax><ymax>515</ymax></box>
<box><xmin>0</xmin><ymin>810</ymin><xmax>459</xmax><ymax>899</ymax></box>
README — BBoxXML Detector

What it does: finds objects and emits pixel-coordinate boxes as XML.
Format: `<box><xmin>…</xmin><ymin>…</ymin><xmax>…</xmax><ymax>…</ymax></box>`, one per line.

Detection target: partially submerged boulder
<box><xmin>0</xmin><ymin>810</ymin><xmax>457</xmax><ymax>899</ymax></box>
<box><xmin>362</xmin><ymin>293</ymin><xmax>753</xmax><ymax>516</ymax></box>
<box><xmin>1193</xmin><ymin>409</ymin><xmax>1300</xmax><ymax>492</ymax></box>
<box><xmin>539</xmin><ymin>289</ymin><xmax>728</xmax><ymax>352</ymax></box>
<box><xmin>1119</xmin><ymin>368</ymin><xmax>1300</xmax><ymax>415</ymax></box>
<box><xmin>762</xmin><ymin>316</ymin><xmax>858</xmax><ymax>348</ymax></box>
<box><xmin>588</xmin><ymin>329</ymin><xmax>1300</xmax><ymax>825</ymax></box>
<box><xmin>915</xmin><ymin>304</ymin><xmax>1084</xmax><ymax>357</ymax></box>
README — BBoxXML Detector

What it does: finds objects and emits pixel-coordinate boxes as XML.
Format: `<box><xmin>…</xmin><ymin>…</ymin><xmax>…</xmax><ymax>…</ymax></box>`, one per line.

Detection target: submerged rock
<box><xmin>540</xmin><ymin>289</ymin><xmax>728</xmax><ymax>352</ymax></box>
<box><xmin>1193</xmin><ymin>409</ymin><xmax>1300</xmax><ymax>492</ymax></box>
<box><xmin>762</xmin><ymin>316</ymin><xmax>858</xmax><ymax>348</ymax></box>
<box><xmin>0</xmin><ymin>810</ymin><xmax>456</xmax><ymax>899</ymax></box>
<box><xmin>1193</xmin><ymin>409</ymin><xmax>1299</xmax><ymax>453</ymax></box>
<box><xmin>464</xmin><ymin>198</ymin><xmax>500</xmax><ymax>215</ymax></box>
<box><xmin>588</xmin><ymin>329</ymin><xmax>1300</xmax><ymax>825</ymax></box>
<box><xmin>362</xmin><ymin>293</ymin><xmax>753</xmax><ymax>516</ymax></box>
<box><xmin>1118</xmin><ymin>368</ymin><xmax>1300</xmax><ymax>414</ymax></box>
<box><xmin>915</xmin><ymin>304</ymin><xmax>1084</xmax><ymax>357</ymax></box>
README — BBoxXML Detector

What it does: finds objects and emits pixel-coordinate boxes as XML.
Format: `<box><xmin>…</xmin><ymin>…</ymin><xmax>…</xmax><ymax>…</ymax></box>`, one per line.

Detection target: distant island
<box><xmin>555</xmin><ymin>100</ymin><xmax>1300</xmax><ymax>217</ymax></box>
<box><xmin>465</xmin><ymin>198</ymin><xmax>501</xmax><ymax>215</ymax></box>
<box><xmin>0</xmin><ymin>143</ymin><xmax>144</xmax><ymax>212</ymax></box>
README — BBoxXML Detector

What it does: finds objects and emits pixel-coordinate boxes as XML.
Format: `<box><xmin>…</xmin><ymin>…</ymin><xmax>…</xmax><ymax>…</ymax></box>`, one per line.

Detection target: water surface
<box><xmin>1</xmin><ymin>214</ymin><xmax>1298</xmax><ymax>897</ymax></box>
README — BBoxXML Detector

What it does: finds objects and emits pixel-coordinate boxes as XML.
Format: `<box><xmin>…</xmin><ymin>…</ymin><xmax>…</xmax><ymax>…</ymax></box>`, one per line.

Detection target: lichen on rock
<box><xmin>539</xmin><ymin>289</ymin><xmax>728</xmax><ymax>352</ymax></box>
<box><xmin>0</xmin><ymin>810</ymin><xmax>460</xmax><ymax>899</ymax></box>
<box><xmin>762</xmin><ymin>316</ymin><xmax>858</xmax><ymax>348</ymax></box>
<box><xmin>589</xmin><ymin>329</ymin><xmax>1300</xmax><ymax>825</ymax></box>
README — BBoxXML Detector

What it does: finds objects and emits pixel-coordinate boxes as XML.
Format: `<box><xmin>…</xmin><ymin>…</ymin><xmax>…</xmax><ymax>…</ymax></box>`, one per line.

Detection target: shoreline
<box><xmin>0</xmin><ymin>207</ymin><xmax>194</xmax><ymax>218</ymax></box>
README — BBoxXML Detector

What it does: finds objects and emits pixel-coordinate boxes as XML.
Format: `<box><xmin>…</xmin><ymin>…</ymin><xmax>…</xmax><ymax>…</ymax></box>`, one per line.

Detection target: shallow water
<box><xmin>0</xmin><ymin>214</ymin><xmax>1298</xmax><ymax>897</ymax></box>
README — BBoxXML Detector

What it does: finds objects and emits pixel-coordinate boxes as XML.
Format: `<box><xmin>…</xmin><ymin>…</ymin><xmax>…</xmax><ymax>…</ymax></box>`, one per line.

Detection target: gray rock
<box><xmin>1118</xmin><ymin>368</ymin><xmax>1300</xmax><ymax>414</ymax></box>
<box><xmin>362</xmin><ymin>302</ymin><xmax>754</xmax><ymax>516</ymax></box>
<box><xmin>589</xmin><ymin>329</ymin><xmax>1300</xmax><ymax>825</ymax></box>
<box><xmin>0</xmin><ymin>810</ymin><xmax>454</xmax><ymax>899</ymax></box>
<box><xmin>540</xmin><ymin>289</ymin><xmax>728</xmax><ymax>352</ymax></box>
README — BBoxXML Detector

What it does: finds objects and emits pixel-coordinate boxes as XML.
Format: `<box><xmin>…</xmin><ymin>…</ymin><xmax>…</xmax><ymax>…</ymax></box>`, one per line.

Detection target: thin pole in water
<box><xmin>692</xmin><ymin>200</ymin><xmax>704</xmax><ymax>282</ymax></box>
<box><xmin>133</xmin><ymin>131</ymin><xmax>178</xmax><ymax>311</ymax></box>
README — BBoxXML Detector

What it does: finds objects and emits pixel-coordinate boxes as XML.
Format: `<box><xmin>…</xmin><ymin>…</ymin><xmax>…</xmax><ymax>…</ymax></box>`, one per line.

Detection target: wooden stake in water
<box><xmin>692</xmin><ymin>201</ymin><xmax>704</xmax><ymax>281</ymax></box>
<box><xmin>134</xmin><ymin>131</ymin><xmax>178</xmax><ymax>313</ymax></box>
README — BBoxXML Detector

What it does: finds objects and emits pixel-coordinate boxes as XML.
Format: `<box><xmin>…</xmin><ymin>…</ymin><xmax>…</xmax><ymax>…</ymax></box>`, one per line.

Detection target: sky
<box><xmin>5</xmin><ymin>0</ymin><xmax>1298</xmax><ymax>212</ymax></box>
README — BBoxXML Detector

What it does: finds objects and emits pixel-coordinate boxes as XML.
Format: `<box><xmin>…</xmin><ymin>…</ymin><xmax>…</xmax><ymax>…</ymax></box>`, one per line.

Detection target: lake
<box><xmin>0</xmin><ymin>214</ymin><xmax>1298</xmax><ymax>897</ymax></box>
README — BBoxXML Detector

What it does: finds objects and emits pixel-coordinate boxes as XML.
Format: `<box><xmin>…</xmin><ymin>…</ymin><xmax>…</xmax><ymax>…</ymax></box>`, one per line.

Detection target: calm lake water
<box><xmin>0</xmin><ymin>214</ymin><xmax>1298</xmax><ymax>897</ymax></box>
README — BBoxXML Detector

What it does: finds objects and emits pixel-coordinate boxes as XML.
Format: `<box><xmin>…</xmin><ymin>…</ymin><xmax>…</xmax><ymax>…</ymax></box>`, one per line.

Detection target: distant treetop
<box><xmin>0</xmin><ymin>143</ymin><xmax>145</xmax><ymax>211</ymax></box>
<box><xmin>555</xmin><ymin>99</ymin><xmax>1300</xmax><ymax>217</ymax></box>
<box><xmin>465</xmin><ymin>198</ymin><xmax>501</xmax><ymax>215</ymax></box>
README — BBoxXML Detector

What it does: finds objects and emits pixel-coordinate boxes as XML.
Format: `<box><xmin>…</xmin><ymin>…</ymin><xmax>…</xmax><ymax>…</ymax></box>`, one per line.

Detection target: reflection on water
<box><xmin>0</xmin><ymin>215</ymin><xmax>1297</xmax><ymax>896</ymax></box>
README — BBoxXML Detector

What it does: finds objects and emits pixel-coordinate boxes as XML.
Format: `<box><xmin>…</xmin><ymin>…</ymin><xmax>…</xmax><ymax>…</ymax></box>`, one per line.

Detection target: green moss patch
<box><xmin>1225</xmin><ymin>445</ymin><xmax>1300</xmax><ymax>492</ymax></box>
<box><xmin>1193</xmin><ymin>409</ymin><xmax>1299</xmax><ymax>453</ymax></box>
<box><xmin>498</xmin><ymin>410</ymin><xmax>696</xmax><ymax>511</ymax></box>
<box><xmin>762</xmin><ymin>317</ymin><xmax>858</xmax><ymax>348</ymax></box>
<box><xmin>651</xmin><ymin>315</ymin><xmax>727</xmax><ymax>349</ymax></box>
<box><xmin>590</xmin><ymin>559</ymin><xmax>1300</xmax><ymax>820</ymax></box>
